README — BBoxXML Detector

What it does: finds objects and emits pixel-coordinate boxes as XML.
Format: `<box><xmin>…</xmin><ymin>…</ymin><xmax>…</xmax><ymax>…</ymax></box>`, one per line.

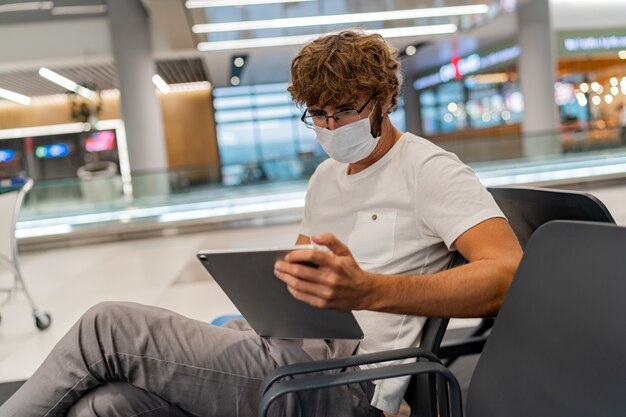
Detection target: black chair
<box><xmin>258</xmin><ymin>186</ymin><xmax>616</xmax><ymax>417</ymax></box>
<box><xmin>260</xmin><ymin>220</ymin><xmax>626</xmax><ymax>417</ymax></box>
<box><xmin>438</xmin><ymin>185</ymin><xmax>615</xmax><ymax>365</ymax></box>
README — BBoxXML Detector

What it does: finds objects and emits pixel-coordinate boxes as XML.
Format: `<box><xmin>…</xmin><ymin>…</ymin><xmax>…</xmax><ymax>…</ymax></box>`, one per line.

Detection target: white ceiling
<box><xmin>147</xmin><ymin>0</ymin><xmax>509</xmax><ymax>87</ymax></box>
<box><xmin>0</xmin><ymin>0</ymin><xmax>625</xmax><ymax>99</ymax></box>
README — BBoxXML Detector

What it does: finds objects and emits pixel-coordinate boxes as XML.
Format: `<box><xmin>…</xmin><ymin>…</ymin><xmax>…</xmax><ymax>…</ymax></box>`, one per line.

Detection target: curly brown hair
<box><xmin>288</xmin><ymin>30</ymin><xmax>402</xmax><ymax>112</ymax></box>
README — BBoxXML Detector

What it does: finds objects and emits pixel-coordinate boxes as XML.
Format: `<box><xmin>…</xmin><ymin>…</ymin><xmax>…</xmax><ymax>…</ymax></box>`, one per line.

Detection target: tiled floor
<box><xmin>0</xmin><ymin>183</ymin><xmax>625</xmax><ymax>385</ymax></box>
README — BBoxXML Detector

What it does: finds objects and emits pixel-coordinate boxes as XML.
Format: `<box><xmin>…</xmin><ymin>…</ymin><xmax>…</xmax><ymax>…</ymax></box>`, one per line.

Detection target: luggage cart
<box><xmin>0</xmin><ymin>178</ymin><xmax>51</xmax><ymax>330</ymax></box>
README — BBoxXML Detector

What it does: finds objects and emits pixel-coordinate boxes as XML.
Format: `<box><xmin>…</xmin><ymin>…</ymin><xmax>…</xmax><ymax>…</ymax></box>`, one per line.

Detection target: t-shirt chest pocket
<box><xmin>347</xmin><ymin>210</ymin><xmax>397</xmax><ymax>264</ymax></box>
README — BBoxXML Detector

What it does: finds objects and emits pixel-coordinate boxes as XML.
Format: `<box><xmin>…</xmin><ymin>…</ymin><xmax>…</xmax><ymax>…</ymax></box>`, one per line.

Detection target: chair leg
<box><xmin>408</xmin><ymin>373</ymin><xmax>438</xmax><ymax>417</ymax></box>
<box><xmin>437</xmin><ymin>374</ymin><xmax>450</xmax><ymax>417</ymax></box>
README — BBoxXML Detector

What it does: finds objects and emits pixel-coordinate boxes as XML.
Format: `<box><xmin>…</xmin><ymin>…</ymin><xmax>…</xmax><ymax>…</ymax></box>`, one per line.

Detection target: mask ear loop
<box><xmin>370</xmin><ymin>100</ymin><xmax>384</xmax><ymax>138</ymax></box>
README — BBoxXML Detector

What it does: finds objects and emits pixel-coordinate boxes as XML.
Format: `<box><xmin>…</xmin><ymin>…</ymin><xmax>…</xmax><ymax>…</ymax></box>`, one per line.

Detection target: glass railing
<box><xmin>9</xmin><ymin>126</ymin><xmax>626</xmax><ymax>241</ymax></box>
<box><xmin>433</xmin><ymin>126</ymin><xmax>624</xmax><ymax>164</ymax></box>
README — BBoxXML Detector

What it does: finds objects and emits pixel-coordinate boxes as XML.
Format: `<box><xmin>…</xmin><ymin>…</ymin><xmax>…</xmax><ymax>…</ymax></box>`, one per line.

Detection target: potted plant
<box><xmin>69</xmin><ymin>87</ymin><xmax>122</xmax><ymax>202</ymax></box>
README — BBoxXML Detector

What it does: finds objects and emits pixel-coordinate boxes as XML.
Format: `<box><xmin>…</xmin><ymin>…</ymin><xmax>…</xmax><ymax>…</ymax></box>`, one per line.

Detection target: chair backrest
<box><xmin>466</xmin><ymin>220</ymin><xmax>626</xmax><ymax>417</ymax></box>
<box><xmin>488</xmin><ymin>186</ymin><xmax>615</xmax><ymax>249</ymax></box>
<box><xmin>426</xmin><ymin>187</ymin><xmax>614</xmax><ymax>416</ymax></box>
<box><xmin>408</xmin><ymin>186</ymin><xmax>614</xmax><ymax>417</ymax></box>
<box><xmin>0</xmin><ymin>179</ymin><xmax>33</xmax><ymax>263</ymax></box>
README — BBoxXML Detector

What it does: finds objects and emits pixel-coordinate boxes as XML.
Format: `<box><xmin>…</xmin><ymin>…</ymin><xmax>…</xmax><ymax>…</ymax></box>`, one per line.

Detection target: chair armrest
<box><xmin>258</xmin><ymin>361</ymin><xmax>463</xmax><ymax>417</ymax></box>
<box><xmin>438</xmin><ymin>335</ymin><xmax>488</xmax><ymax>360</ymax></box>
<box><xmin>259</xmin><ymin>346</ymin><xmax>441</xmax><ymax>397</ymax></box>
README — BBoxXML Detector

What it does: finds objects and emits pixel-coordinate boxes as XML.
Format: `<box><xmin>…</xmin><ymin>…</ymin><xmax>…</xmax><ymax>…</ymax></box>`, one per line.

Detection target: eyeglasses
<box><xmin>301</xmin><ymin>95</ymin><xmax>375</xmax><ymax>128</ymax></box>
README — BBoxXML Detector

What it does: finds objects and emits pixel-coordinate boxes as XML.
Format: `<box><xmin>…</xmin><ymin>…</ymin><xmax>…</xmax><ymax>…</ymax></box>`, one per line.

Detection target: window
<box><xmin>214</xmin><ymin>83</ymin><xmax>314</xmax><ymax>184</ymax></box>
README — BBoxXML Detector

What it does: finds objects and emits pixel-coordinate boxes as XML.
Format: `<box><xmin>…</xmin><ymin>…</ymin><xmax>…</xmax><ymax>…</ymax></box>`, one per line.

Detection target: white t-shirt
<box><xmin>299</xmin><ymin>132</ymin><xmax>504</xmax><ymax>413</ymax></box>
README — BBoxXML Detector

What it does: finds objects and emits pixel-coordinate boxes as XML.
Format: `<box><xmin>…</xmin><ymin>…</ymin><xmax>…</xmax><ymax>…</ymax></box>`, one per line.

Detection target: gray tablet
<box><xmin>197</xmin><ymin>245</ymin><xmax>364</xmax><ymax>339</ymax></box>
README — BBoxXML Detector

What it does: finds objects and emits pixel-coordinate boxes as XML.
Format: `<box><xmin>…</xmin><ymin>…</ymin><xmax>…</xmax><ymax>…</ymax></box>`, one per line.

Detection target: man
<box><xmin>0</xmin><ymin>31</ymin><xmax>521</xmax><ymax>417</ymax></box>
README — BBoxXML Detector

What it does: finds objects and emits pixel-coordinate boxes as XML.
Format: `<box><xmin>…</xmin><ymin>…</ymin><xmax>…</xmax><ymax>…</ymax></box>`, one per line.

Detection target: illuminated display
<box><xmin>414</xmin><ymin>45</ymin><xmax>521</xmax><ymax>90</ymax></box>
<box><xmin>35</xmin><ymin>143</ymin><xmax>70</xmax><ymax>159</ymax></box>
<box><xmin>0</xmin><ymin>149</ymin><xmax>14</xmax><ymax>162</ymax></box>
<box><xmin>85</xmin><ymin>130</ymin><xmax>116</xmax><ymax>152</ymax></box>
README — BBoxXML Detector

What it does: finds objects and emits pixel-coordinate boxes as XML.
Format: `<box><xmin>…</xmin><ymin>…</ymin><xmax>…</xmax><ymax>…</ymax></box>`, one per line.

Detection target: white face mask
<box><xmin>313</xmin><ymin>115</ymin><xmax>380</xmax><ymax>163</ymax></box>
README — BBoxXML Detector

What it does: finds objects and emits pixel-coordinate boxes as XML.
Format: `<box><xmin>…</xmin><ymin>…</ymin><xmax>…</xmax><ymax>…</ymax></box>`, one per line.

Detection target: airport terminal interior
<box><xmin>1</xmin><ymin>0</ymin><xmax>626</xmax><ymax>415</ymax></box>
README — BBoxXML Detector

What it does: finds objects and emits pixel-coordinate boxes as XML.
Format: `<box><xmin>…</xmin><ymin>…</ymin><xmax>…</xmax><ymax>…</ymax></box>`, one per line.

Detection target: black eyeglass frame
<box><xmin>300</xmin><ymin>94</ymin><xmax>376</xmax><ymax>128</ymax></box>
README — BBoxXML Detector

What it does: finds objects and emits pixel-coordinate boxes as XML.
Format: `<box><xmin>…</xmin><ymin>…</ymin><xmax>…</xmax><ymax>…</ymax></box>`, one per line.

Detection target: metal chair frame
<box><xmin>0</xmin><ymin>179</ymin><xmax>51</xmax><ymax>330</ymax></box>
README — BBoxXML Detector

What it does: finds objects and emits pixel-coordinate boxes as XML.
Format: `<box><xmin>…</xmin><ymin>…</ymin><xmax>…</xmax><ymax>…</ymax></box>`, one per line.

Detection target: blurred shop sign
<box><xmin>35</xmin><ymin>143</ymin><xmax>71</xmax><ymax>159</ymax></box>
<box><xmin>564</xmin><ymin>36</ymin><xmax>626</xmax><ymax>52</ymax></box>
<box><xmin>414</xmin><ymin>45</ymin><xmax>520</xmax><ymax>90</ymax></box>
<box><xmin>558</xmin><ymin>29</ymin><xmax>626</xmax><ymax>55</ymax></box>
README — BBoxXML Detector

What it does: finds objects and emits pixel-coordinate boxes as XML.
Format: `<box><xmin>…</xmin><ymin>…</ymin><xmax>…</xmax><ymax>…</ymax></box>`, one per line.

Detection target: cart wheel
<box><xmin>34</xmin><ymin>311</ymin><xmax>51</xmax><ymax>330</ymax></box>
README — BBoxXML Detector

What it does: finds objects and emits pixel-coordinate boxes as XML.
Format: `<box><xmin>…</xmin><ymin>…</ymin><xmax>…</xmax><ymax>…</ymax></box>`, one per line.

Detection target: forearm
<box><xmin>364</xmin><ymin>257</ymin><xmax>519</xmax><ymax>318</ymax></box>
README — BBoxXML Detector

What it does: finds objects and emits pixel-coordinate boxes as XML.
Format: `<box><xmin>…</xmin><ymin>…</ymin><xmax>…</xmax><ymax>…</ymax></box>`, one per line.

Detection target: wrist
<box><xmin>359</xmin><ymin>272</ymin><xmax>384</xmax><ymax>311</ymax></box>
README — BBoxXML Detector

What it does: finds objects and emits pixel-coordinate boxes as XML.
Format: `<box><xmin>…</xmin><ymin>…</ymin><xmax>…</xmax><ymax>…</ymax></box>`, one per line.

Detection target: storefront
<box><xmin>413</xmin><ymin>42</ymin><xmax>523</xmax><ymax>140</ymax></box>
<box><xmin>412</xmin><ymin>29</ymin><xmax>626</xmax><ymax>152</ymax></box>
<box><xmin>556</xmin><ymin>29</ymin><xmax>626</xmax><ymax>136</ymax></box>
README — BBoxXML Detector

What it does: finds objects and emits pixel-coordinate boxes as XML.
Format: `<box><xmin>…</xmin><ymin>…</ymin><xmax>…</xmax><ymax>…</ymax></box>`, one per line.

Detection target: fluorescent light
<box><xmin>0</xmin><ymin>1</ymin><xmax>53</xmax><ymax>13</ymax></box>
<box><xmin>193</xmin><ymin>5</ymin><xmax>488</xmax><ymax>33</ymax></box>
<box><xmin>0</xmin><ymin>87</ymin><xmax>31</xmax><ymax>106</ymax></box>
<box><xmin>197</xmin><ymin>24</ymin><xmax>457</xmax><ymax>51</ymax></box>
<box><xmin>152</xmin><ymin>74</ymin><xmax>170</xmax><ymax>94</ymax></box>
<box><xmin>0</xmin><ymin>122</ymin><xmax>87</xmax><ymax>140</ymax></box>
<box><xmin>551</xmin><ymin>0</ymin><xmax>626</xmax><ymax>4</ymax></box>
<box><xmin>168</xmin><ymin>81</ymin><xmax>213</xmax><ymax>93</ymax></box>
<box><xmin>186</xmin><ymin>0</ymin><xmax>314</xmax><ymax>8</ymax></box>
<box><xmin>38</xmin><ymin>67</ymin><xmax>96</xmax><ymax>99</ymax></box>
<box><xmin>51</xmin><ymin>5</ymin><xmax>108</xmax><ymax>15</ymax></box>
<box><xmin>376</xmin><ymin>25</ymin><xmax>457</xmax><ymax>38</ymax></box>
<box><xmin>200</xmin><ymin>34</ymin><xmax>312</xmax><ymax>51</ymax></box>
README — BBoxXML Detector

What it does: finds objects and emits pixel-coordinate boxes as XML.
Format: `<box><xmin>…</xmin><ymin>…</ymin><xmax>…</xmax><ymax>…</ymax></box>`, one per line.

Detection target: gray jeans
<box><xmin>0</xmin><ymin>302</ymin><xmax>381</xmax><ymax>417</ymax></box>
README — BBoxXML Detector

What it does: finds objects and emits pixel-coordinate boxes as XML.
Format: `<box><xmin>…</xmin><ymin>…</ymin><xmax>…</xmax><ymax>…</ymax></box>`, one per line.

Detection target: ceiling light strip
<box><xmin>0</xmin><ymin>122</ymin><xmax>88</xmax><ymax>141</ymax></box>
<box><xmin>38</xmin><ymin>67</ymin><xmax>96</xmax><ymax>100</ymax></box>
<box><xmin>0</xmin><ymin>1</ymin><xmax>53</xmax><ymax>13</ymax></box>
<box><xmin>152</xmin><ymin>74</ymin><xmax>170</xmax><ymax>94</ymax></box>
<box><xmin>197</xmin><ymin>24</ymin><xmax>457</xmax><ymax>52</ymax></box>
<box><xmin>193</xmin><ymin>4</ymin><xmax>489</xmax><ymax>33</ymax></box>
<box><xmin>186</xmin><ymin>0</ymin><xmax>314</xmax><ymax>8</ymax></box>
<box><xmin>51</xmin><ymin>5</ymin><xmax>108</xmax><ymax>15</ymax></box>
<box><xmin>0</xmin><ymin>87</ymin><xmax>31</xmax><ymax>106</ymax></box>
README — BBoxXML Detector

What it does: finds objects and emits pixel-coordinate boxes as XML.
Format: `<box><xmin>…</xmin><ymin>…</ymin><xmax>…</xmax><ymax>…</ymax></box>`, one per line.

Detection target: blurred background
<box><xmin>1</xmin><ymin>1</ymin><xmax>626</xmax><ymax>402</ymax></box>
<box><xmin>0</xmin><ymin>0</ymin><xmax>626</xmax><ymax>247</ymax></box>
<box><xmin>0</xmin><ymin>0</ymin><xmax>625</xmax><ymax>246</ymax></box>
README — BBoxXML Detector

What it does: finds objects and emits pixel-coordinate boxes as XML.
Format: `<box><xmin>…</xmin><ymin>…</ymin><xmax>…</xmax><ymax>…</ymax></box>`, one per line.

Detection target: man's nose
<box><xmin>326</xmin><ymin>117</ymin><xmax>339</xmax><ymax>131</ymax></box>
